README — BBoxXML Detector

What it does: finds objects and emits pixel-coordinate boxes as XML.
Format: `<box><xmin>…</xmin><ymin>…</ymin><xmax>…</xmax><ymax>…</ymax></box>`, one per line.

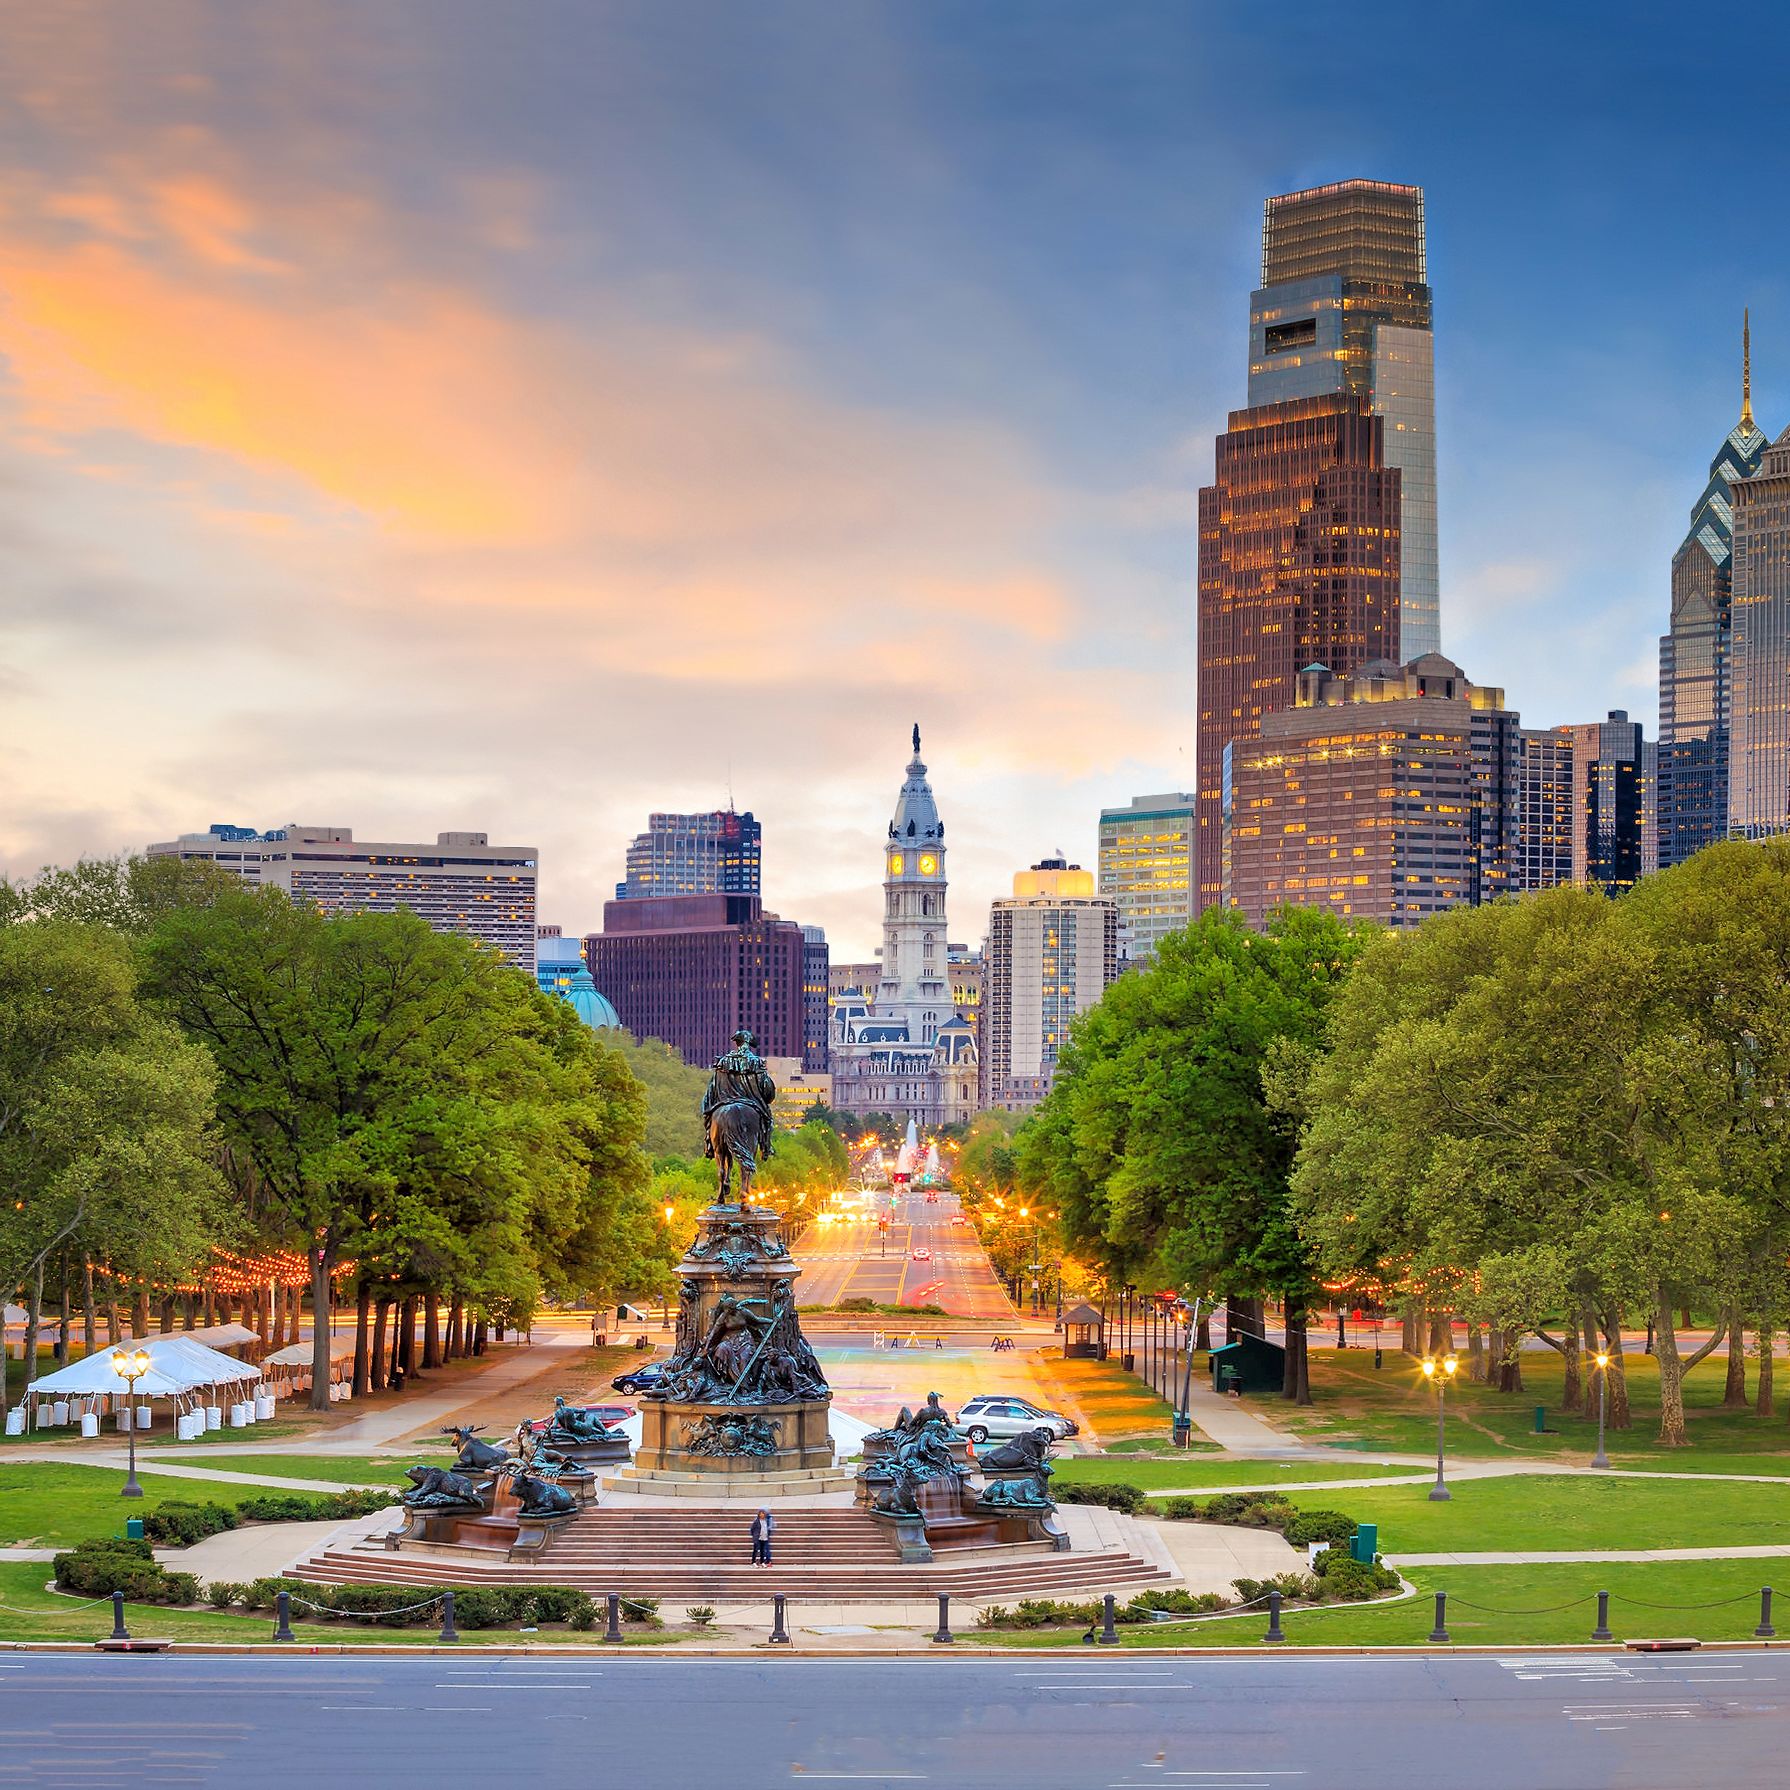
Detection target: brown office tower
<box><xmin>1195</xmin><ymin>393</ymin><xmax>1402</xmax><ymax>908</ymax></box>
<box><xmin>1223</xmin><ymin>655</ymin><xmax>1514</xmax><ymax>930</ymax></box>
<box><xmin>585</xmin><ymin>893</ymin><xmax>806</xmax><ymax>1069</ymax></box>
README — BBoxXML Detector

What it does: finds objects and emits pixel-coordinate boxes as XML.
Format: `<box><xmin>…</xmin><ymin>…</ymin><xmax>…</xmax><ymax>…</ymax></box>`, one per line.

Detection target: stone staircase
<box><xmin>290</xmin><ymin>1504</ymin><xmax>1175</xmax><ymax>1603</ymax></box>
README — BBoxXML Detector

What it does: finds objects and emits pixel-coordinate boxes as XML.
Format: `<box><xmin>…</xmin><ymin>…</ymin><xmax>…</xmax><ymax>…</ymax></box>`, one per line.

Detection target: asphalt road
<box><xmin>797</xmin><ymin>1192</ymin><xmax>1019</xmax><ymax>1323</ymax></box>
<box><xmin>5</xmin><ymin>1651</ymin><xmax>1783</xmax><ymax>1788</ymax></box>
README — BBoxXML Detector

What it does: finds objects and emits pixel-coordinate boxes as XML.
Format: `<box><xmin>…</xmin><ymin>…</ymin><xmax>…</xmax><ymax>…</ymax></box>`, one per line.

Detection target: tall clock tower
<box><xmin>878</xmin><ymin>724</ymin><xmax>951</xmax><ymax>1044</ymax></box>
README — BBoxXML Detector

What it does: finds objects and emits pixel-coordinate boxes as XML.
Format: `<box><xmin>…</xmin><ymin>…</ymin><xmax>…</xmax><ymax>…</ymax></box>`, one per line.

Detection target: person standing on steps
<box><xmin>750</xmin><ymin>1507</ymin><xmax>775</xmax><ymax>1566</ymax></box>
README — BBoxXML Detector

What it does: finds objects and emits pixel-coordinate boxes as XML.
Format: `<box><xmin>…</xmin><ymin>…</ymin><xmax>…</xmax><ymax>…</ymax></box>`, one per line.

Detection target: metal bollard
<box><xmin>1098</xmin><ymin>1593</ymin><xmax>1119</xmax><ymax>1646</ymax></box>
<box><xmin>109</xmin><ymin>1590</ymin><xmax>130</xmax><ymax>1642</ymax></box>
<box><xmin>1263</xmin><ymin>1590</ymin><xmax>1285</xmax><ymax>1644</ymax></box>
<box><xmin>604</xmin><ymin>1594</ymin><xmax>623</xmax><ymax>1644</ymax></box>
<box><xmin>1758</xmin><ymin>1586</ymin><xmax>1776</xmax><ymax>1640</ymax></box>
<box><xmin>1591</xmin><ymin>1589</ymin><xmax>1613</xmax><ymax>1643</ymax></box>
<box><xmin>769</xmin><ymin>1593</ymin><xmax>791</xmax><ymax>1645</ymax></box>
<box><xmin>272</xmin><ymin>1589</ymin><xmax>295</xmax><ymax>1643</ymax></box>
<box><xmin>439</xmin><ymin>1590</ymin><xmax>459</xmax><ymax>1644</ymax></box>
<box><xmin>932</xmin><ymin>1593</ymin><xmax>954</xmax><ymax>1645</ymax></box>
<box><xmin>1428</xmin><ymin>1590</ymin><xmax>1449</xmax><ymax>1645</ymax></box>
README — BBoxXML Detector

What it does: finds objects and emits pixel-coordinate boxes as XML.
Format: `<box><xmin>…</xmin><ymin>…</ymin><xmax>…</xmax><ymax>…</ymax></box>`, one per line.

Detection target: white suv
<box><xmin>958</xmin><ymin>1395</ymin><xmax>1077</xmax><ymax>1443</ymax></box>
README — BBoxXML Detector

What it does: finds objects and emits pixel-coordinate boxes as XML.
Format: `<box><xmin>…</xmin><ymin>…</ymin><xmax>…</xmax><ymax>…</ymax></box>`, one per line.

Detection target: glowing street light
<box><xmin>110</xmin><ymin>1347</ymin><xmax>152</xmax><ymax>1499</ymax></box>
<box><xmin>1420</xmin><ymin>1353</ymin><xmax>1459</xmax><ymax>1502</ymax></box>
<box><xmin>1591</xmin><ymin>1349</ymin><xmax>1612</xmax><ymax>1469</ymax></box>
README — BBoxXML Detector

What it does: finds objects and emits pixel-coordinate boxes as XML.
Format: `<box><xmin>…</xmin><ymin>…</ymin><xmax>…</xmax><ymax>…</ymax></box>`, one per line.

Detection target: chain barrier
<box><xmin>1618</xmin><ymin>1591</ymin><xmax>1759</xmax><ymax>1612</ymax></box>
<box><xmin>1446</xmin><ymin>1594</ymin><xmax>1595</xmax><ymax>1616</ymax></box>
<box><xmin>283</xmin><ymin>1593</ymin><xmax>445</xmax><ymax>1619</ymax></box>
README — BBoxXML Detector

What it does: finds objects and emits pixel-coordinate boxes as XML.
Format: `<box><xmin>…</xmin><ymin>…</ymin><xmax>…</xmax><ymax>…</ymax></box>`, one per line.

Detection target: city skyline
<box><xmin>0</xmin><ymin>6</ymin><xmax>1787</xmax><ymax>960</ymax></box>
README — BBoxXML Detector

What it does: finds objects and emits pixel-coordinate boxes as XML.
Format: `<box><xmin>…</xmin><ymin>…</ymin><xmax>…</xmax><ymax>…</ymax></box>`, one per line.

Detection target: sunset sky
<box><xmin>1</xmin><ymin>2</ymin><xmax>1787</xmax><ymax>956</ymax></box>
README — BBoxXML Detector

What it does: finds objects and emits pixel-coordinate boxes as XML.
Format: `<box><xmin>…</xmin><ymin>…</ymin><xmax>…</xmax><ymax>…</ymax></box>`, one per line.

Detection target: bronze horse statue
<box><xmin>701</xmin><ymin>1029</ymin><xmax>776</xmax><ymax>1205</ymax></box>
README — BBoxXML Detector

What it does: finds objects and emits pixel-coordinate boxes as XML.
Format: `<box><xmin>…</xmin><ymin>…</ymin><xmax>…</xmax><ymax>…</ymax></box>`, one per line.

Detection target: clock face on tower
<box><xmin>888</xmin><ymin>852</ymin><xmax>905</xmax><ymax>876</ymax></box>
<box><xmin>918</xmin><ymin>853</ymin><xmax>938</xmax><ymax>876</ymax></box>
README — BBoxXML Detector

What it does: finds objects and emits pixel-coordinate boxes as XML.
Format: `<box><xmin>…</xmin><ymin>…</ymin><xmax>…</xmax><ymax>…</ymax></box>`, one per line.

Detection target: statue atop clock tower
<box><xmin>878</xmin><ymin>723</ymin><xmax>951</xmax><ymax>1043</ymax></box>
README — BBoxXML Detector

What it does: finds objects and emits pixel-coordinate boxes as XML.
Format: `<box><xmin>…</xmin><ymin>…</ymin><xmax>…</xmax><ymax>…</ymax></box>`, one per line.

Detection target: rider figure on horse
<box><xmin>702</xmin><ymin>1028</ymin><xmax>777</xmax><ymax>1205</ymax></box>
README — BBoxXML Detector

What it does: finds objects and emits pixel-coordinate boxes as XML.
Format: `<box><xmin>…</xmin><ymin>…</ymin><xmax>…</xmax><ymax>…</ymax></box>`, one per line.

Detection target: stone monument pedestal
<box><xmin>635</xmin><ymin>1396</ymin><xmax>834</xmax><ymax>1475</ymax></box>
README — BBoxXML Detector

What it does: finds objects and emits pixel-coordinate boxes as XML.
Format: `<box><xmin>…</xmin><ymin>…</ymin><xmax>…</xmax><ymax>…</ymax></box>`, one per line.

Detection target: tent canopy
<box><xmin>26</xmin><ymin>1334</ymin><xmax>261</xmax><ymax>1402</ymax></box>
<box><xmin>264</xmin><ymin>1335</ymin><xmax>356</xmax><ymax>1367</ymax></box>
<box><xmin>120</xmin><ymin>1323</ymin><xmax>259</xmax><ymax>1352</ymax></box>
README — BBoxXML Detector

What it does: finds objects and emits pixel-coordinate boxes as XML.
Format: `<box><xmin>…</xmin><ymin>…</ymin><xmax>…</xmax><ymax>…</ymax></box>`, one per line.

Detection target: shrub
<box><xmin>236</xmin><ymin>1488</ymin><xmax>398</xmax><ymax>1523</ymax></box>
<box><xmin>1125</xmin><ymin>1588</ymin><xmax>1228</xmax><ymax>1618</ymax></box>
<box><xmin>686</xmin><ymin>1605</ymin><xmax>717</xmax><ymax>1627</ymax></box>
<box><xmin>1284</xmin><ymin>1509</ymin><xmax>1357</xmax><ymax>1548</ymax></box>
<box><xmin>622</xmin><ymin>1596</ymin><xmax>661</xmax><ymax>1624</ymax></box>
<box><xmin>206</xmin><ymin>1580</ymin><xmax>245</xmax><ymax>1609</ymax></box>
<box><xmin>230</xmin><ymin>1576</ymin><xmax>598</xmax><ymax>1629</ymax></box>
<box><xmin>1232</xmin><ymin>1571</ymin><xmax>1320</xmax><ymax>1605</ymax></box>
<box><xmin>52</xmin><ymin>1538</ymin><xmax>199</xmax><ymax>1605</ymax></box>
<box><xmin>1056</xmin><ymin>1481</ymin><xmax>1146</xmax><ymax>1514</ymax></box>
<box><xmin>1310</xmin><ymin>1553</ymin><xmax>1400</xmax><ymax>1601</ymax></box>
<box><xmin>144</xmin><ymin>1501</ymin><xmax>241</xmax><ymax>1546</ymax></box>
<box><xmin>1155</xmin><ymin>1496</ymin><xmax>1205</xmax><ymax>1521</ymax></box>
<box><xmin>839</xmin><ymin>1297</ymin><xmax>879</xmax><ymax>1313</ymax></box>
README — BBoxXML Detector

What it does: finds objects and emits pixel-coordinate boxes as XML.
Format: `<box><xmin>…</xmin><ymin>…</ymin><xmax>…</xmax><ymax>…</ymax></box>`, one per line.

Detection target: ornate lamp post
<box><xmin>1591</xmin><ymin>1349</ymin><xmax>1612</xmax><ymax>1469</ymax></box>
<box><xmin>111</xmin><ymin>1347</ymin><xmax>151</xmax><ymax>1498</ymax></box>
<box><xmin>1421</xmin><ymin>1353</ymin><xmax>1458</xmax><ymax>1501</ymax></box>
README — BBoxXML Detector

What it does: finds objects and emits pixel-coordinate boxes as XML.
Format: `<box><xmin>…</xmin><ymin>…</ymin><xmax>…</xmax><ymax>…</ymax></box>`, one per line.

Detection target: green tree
<box><xmin>606</xmin><ymin>1034</ymin><xmax>710</xmax><ymax>1156</ymax></box>
<box><xmin>0</xmin><ymin>920</ymin><xmax>223</xmax><ymax>1414</ymax></box>
<box><xmin>142</xmin><ymin>890</ymin><xmax>557</xmax><ymax>1407</ymax></box>
<box><xmin>1020</xmin><ymin>906</ymin><xmax>1369</xmax><ymax>1401</ymax></box>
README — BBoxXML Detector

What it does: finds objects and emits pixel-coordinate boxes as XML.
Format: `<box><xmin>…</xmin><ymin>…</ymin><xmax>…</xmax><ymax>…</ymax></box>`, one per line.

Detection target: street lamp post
<box><xmin>1421</xmin><ymin>1353</ymin><xmax>1458</xmax><ymax>1501</ymax></box>
<box><xmin>111</xmin><ymin>1348</ymin><xmax>151</xmax><ymax>1498</ymax></box>
<box><xmin>1591</xmin><ymin>1349</ymin><xmax>1612</xmax><ymax>1469</ymax></box>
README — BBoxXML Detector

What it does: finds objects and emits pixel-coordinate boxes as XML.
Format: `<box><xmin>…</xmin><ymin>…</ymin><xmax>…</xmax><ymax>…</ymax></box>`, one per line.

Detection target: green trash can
<box><xmin>1534</xmin><ymin>1405</ymin><xmax>1548</xmax><ymax>1433</ymax></box>
<box><xmin>1350</xmin><ymin>1522</ymin><xmax>1378</xmax><ymax>1564</ymax></box>
<box><xmin>125</xmin><ymin>1517</ymin><xmax>145</xmax><ymax>1541</ymax></box>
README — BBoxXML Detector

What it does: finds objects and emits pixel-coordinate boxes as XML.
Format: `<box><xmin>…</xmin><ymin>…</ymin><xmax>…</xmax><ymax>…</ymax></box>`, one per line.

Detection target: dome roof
<box><xmin>565</xmin><ymin>966</ymin><xmax>621</xmax><ymax>1031</ymax></box>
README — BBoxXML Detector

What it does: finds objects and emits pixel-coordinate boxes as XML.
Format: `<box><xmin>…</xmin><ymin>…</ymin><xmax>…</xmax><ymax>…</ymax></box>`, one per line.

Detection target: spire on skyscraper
<box><xmin>1743</xmin><ymin>308</ymin><xmax>1755</xmax><ymax>432</ymax></box>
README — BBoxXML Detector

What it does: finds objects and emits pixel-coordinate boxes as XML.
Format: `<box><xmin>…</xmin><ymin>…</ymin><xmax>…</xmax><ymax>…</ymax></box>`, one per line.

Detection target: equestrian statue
<box><xmin>702</xmin><ymin>1028</ymin><xmax>777</xmax><ymax>1206</ymax></box>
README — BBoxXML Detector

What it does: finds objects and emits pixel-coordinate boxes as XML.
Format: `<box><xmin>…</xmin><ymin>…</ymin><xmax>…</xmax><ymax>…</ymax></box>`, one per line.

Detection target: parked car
<box><xmin>957</xmin><ymin>1394</ymin><xmax>1077</xmax><ymax>1443</ymax></box>
<box><xmin>612</xmin><ymin>1360</ymin><xmax>671</xmax><ymax>1396</ymax></box>
<box><xmin>910</xmin><ymin>1247</ymin><xmax>933</xmax><ymax>1262</ymax></box>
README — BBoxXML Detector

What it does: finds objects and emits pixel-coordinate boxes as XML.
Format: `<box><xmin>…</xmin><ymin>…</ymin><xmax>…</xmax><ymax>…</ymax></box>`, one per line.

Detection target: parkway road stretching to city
<box><xmin>6</xmin><ymin>1650</ymin><xmax>1787</xmax><ymax>1789</ymax></box>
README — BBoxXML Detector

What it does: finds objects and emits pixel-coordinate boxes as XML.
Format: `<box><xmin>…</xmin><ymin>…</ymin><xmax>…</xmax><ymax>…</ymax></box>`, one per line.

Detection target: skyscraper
<box><xmin>584</xmin><ymin>893</ymin><xmax>806</xmax><ymax>1068</ymax></box>
<box><xmin>1727</xmin><ymin>412</ymin><xmax>1790</xmax><ymax>838</ymax></box>
<box><xmin>614</xmin><ymin>808</ymin><xmax>761</xmax><ymax>900</ymax></box>
<box><xmin>147</xmin><ymin>823</ymin><xmax>539</xmax><ymax>968</ymax></box>
<box><xmin>1658</xmin><ymin>319</ymin><xmax>1770</xmax><ymax>867</ymax></box>
<box><xmin>1222</xmin><ymin>655</ymin><xmax>1513</xmax><ymax>929</ymax></box>
<box><xmin>1567</xmin><ymin>713</ymin><xmax>1653</xmax><ymax>895</ymax></box>
<box><xmin>981</xmin><ymin>859</ymin><xmax>1119</xmax><ymax>1111</ymax></box>
<box><xmin>1097</xmin><ymin>793</ymin><xmax>1195</xmax><ymax>963</ymax></box>
<box><xmin>1249</xmin><ymin>180</ymin><xmax>1437</xmax><ymax>661</ymax></box>
<box><xmin>1195</xmin><ymin>394</ymin><xmax>1402</xmax><ymax>909</ymax></box>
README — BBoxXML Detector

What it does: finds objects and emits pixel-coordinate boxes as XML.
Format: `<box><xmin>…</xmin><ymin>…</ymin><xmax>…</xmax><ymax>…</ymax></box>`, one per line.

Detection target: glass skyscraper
<box><xmin>1729</xmin><ymin>421</ymin><xmax>1790</xmax><ymax>837</ymax></box>
<box><xmin>1247</xmin><ymin>180</ymin><xmax>1438</xmax><ymax>662</ymax></box>
<box><xmin>1097</xmin><ymin>792</ymin><xmax>1195</xmax><ymax>963</ymax></box>
<box><xmin>1658</xmin><ymin>321</ymin><xmax>1769</xmax><ymax>866</ymax></box>
<box><xmin>615</xmin><ymin>808</ymin><xmax>762</xmax><ymax>900</ymax></box>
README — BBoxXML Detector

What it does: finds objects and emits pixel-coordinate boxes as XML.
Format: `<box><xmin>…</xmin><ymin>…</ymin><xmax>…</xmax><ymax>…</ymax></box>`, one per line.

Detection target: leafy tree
<box><xmin>605</xmin><ymin>1034</ymin><xmax>709</xmax><ymax>1157</ymax></box>
<box><xmin>1020</xmin><ymin>906</ymin><xmax>1369</xmax><ymax>1401</ymax></box>
<box><xmin>0</xmin><ymin>921</ymin><xmax>222</xmax><ymax>1410</ymax></box>
<box><xmin>142</xmin><ymin>890</ymin><xmax>560</xmax><ymax>1407</ymax></box>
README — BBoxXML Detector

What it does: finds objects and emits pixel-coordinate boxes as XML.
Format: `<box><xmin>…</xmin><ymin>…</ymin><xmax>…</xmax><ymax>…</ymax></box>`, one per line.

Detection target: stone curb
<box><xmin>4</xmin><ymin>1639</ymin><xmax>1789</xmax><ymax>1658</ymax></box>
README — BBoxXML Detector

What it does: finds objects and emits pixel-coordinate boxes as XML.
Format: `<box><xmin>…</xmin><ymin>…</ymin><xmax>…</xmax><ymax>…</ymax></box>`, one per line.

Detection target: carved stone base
<box><xmin>544</xmin><ymin>1436</ymin><xmax>631</xmax><ymax>1469</ymax></box>
<box><xmin>634</xmin><ymin>1397</ymin><xmax>834</xmax><ymax>1475</ymax></box>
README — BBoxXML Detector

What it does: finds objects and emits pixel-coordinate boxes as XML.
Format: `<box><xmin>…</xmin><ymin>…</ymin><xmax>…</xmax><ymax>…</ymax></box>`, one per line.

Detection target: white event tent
<box><xmin>7</xmin><ymin>1334</ymin><xmax>274</xmax><ymax>1440</ymax></box>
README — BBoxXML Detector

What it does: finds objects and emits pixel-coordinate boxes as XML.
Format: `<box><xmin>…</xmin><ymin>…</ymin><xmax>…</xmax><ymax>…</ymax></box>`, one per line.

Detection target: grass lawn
<box><xmin>1223</xmin><ymin>1472</ymin><xmax>1790</xmax><ymax>1554</ymax></box>
<box><xmin>970</xmin><ymin>1558</ymin><xmax>1781</xmax><ymax>1648</ymax></box>
<box><xmin>132</xmin><ymin>1452</ymin><xmax>442</xmax><ymax>1484</ymax></box>
<box><xmin>1056</xmin><ymin>1457</ymin><xmax>1412</xmax><ymax>1490</ymax></box>
<box><xmin>0</xmin><ymin>1562</ymin><xmax>680</xmax><ymax>1645</ymax></box>
<box><xmin>0</xmin><ymin>1462</ymin><xmax>389</xmax><ymax>1549</ymax></box>
<box><xmin>1039</xmin><ymin>1351</ymin><xmax>1179</xmax><ymax>1443</ymax></box>
<box><xmin>1263</xmin><ymin>1347</ymin><xmax>1790</xmax><ymax>1465</ymax></box>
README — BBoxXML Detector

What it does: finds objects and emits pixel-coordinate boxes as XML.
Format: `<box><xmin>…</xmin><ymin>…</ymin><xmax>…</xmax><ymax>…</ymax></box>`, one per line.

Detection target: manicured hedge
<box><xmin>210</xmin><ymin>1577</ymin><xmax>663</xmax><ymax>1630</ymax></box>
<box><xmin>142</xmin><ymin>1487</ymin><xmax>399</xmax><ymax>1548</ymax></box>
<box><xmin>53</xmin><ymin>1537</ymin><xmax>200</xmax><ymax>1606</ymax></box>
